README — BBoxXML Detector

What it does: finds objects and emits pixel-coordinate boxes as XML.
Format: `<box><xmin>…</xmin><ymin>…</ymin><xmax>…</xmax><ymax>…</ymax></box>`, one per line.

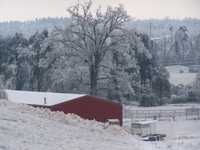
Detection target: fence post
<box><xmin>186</xmin><ymin>109</ymin><xmax>188</xmax><ymax>120</ymax></box>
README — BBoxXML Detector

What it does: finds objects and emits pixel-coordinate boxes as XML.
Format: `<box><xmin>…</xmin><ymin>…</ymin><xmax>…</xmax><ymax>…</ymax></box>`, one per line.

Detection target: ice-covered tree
<box><xmin>172</xmin><ymin>26</ymin><xmax>192</xmax><ymax>62</ymax></box>
<box><xmin>152</xmin><ymin>67</ymin><xmax>171</xmax><ymax>99</ymax></box>
<box><xmin>193</xmin><ymin>33</ymin><xmax>200</xmax><ymax>64</ymax></box>
<box><xmin>0</xmin><ymin>33</ymin><xmax>29</xmax><ymax>90</ymax></box>
<box><xmin>59</xmin><ymin>0</ymin><xmax>129</xmax><ymax>95</ymax></box>
<box><xmin>100</xmin><ymin>30</ymin><xmax>140</xmax><ymax>102</ymax></box>
<box><xmin>29</xmin><ymin>30</ymin><xmax>59</xmax><ymax>91</ymax></box>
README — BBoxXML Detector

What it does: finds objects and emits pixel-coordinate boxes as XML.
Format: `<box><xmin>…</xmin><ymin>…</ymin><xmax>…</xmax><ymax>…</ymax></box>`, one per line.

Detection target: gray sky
<box><xmin>0</xmin><ymin>0</ymin><xmax>200</xmax><ymax>21</ymax></box>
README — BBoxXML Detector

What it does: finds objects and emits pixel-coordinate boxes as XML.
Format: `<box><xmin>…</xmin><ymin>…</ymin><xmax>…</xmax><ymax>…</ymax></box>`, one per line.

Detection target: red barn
<box><xmin>4</xmin><ymin>90</ymin><xmax>122</xmax><ymax>125</ymax></box>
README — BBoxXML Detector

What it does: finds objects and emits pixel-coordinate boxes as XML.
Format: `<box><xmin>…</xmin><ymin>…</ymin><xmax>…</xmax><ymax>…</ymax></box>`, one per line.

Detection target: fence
<box><xmin>124</xmin><ymin>108</ymin><xmax>200</xmax><ymax>121</ymax></box>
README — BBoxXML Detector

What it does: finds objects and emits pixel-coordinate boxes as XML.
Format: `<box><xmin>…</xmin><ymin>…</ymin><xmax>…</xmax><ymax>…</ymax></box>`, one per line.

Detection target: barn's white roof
<box><xmin>5</xmin><ymin>90</ymin><xmax>86</xmax><ymax>106</ymax></box>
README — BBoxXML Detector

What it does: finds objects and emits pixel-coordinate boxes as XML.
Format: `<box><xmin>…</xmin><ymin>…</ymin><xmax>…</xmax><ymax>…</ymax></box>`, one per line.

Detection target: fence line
<box><xmin>124</xmin><ymin>108</ymin><xmax>200</xmax><ymax>121</ymax></box>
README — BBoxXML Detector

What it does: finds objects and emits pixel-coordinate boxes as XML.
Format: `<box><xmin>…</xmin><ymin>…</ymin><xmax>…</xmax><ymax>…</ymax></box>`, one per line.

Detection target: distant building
<box><xmin>2</xmin><ymin>90</ymin><xmax>123</xmax><ymax>125</ymax></box>
<box><xmin>131</xmin><ymin>120</ymin><xmax>157</xmax><ymax>136</ymax></box>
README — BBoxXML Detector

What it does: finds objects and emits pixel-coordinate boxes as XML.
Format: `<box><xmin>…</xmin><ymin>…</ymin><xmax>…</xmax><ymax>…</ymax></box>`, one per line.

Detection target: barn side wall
<box><xmin>50</xmin><ymin>96</ymin><xmax>123</xmax><ymax>126</ymax></box>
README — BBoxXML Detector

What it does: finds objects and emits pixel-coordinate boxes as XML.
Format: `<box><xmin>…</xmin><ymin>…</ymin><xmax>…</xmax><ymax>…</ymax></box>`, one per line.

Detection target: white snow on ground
<box><xmin>157</xmin><ymin>120</ymin><xmax>200</xmax><ymax>140</ymax></box>
<box><xmin>124</xmin><ymin>103</ymin><xmax>200</xmax><ymax>150</ymax></box>
<box><xmin>154</xmin><ymin>120</ymin><xmax>200</xmax><ymax>150</ymax></box>
<box><xmin>0</xmin><ymin>99</ymin><xmax>199</xmax><ymax>150</ymax></box>
<box><xmin>0</xmin><ymin>99</ymin><xmax>148</xmax><ymax>150</ymax></box>
<box><xmin>168</xmin><ymin>73</ymin><xmax>196</xmax><ymax>86</ymax></box>
<box><xmin>165</xmin><ymin>65</ymin><xmax>196</xmax><ymax>86</ymax></box>
<box><xmin>4</xmin><ymin>89</ymin><xmax>86</xmax><ymax>106</ymax></box>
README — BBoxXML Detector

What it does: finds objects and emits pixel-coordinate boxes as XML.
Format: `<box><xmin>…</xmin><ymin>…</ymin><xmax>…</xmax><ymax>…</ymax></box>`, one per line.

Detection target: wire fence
<box><xmin>124</xmin><ymin>108</ymin><xmax>200</xmax><ymax>121</ymax></box>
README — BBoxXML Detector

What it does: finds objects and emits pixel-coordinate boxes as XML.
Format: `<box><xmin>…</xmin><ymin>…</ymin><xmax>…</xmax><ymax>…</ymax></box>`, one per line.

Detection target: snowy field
<box><xmin>124</xmin><ymin>103</ymin><xmax>200</xmax><ymax>150</ymax></box>
<box><xmin>165</xmin><ymin>65</ymin><xmax>197</xmax><ymax>86</ymax></box>
<box><xmin>0</xmin><ymin>99</ymin><xmax>147</xmax><ymax>150</ymax></box>
<box><xmin>0</xmin><ymin>99</ymin><xmax>200</xmax><ymax>150</ymax></box>
<box><xmin>155</xmin><ymin>120</ymin><xmax>200</xmax><ymax>150</ymax></box>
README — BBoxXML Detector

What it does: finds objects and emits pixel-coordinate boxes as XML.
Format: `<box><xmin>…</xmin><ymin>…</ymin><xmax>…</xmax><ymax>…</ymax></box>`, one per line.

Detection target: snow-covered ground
<box><xmin>155</xmin><ymin>120</ymin><xmax>200</xmax><ymax>150</ymax></box>
<box><xmin>0</xmin><ymin>99</ymin><xmax>147</xmax><ymax>150</ymax></box>
<box><xmin>124</xmin><ymin>103</ymin><xmax>200</xmax><ymax>150</ymax></box>
<box><xmin>0</xmin><ymin>99</ymin><xmax>200</xmax><ymax>150</ymax></box>
<box><xmin>156</xmin><ymin>120</ymin><xmax>200</xmax><ymax>140</ymax></box>
<box><xmin>165</xmin><ymin>65</ymin><xmax>197</xmax><ymax>86</ymax></box>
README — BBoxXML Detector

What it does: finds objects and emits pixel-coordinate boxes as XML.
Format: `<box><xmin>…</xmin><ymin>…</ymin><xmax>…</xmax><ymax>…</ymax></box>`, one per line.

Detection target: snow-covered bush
<box><xmin>139</xmin><ymin>94</ymin><xmax>160</xmax><ymax>107</ymax></box>
<box><xmin>171</xmin><ymin>95</ymin><xmax>189</xmax><ymax>104</ymax></box>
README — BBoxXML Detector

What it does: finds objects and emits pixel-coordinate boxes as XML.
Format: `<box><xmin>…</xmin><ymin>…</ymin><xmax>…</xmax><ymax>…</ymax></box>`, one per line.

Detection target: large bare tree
<box><xmin>62</xmin><ymin>1</ymin><xmax>129</xmax><ymax>95</ymax></box>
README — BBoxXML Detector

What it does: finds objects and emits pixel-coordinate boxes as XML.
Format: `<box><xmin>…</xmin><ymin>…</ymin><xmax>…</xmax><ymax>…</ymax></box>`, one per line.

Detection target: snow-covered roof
<box><xmin>5</xmin><ymin>90</ymin><xmax>86</xmax><ymax>106</ymax></box>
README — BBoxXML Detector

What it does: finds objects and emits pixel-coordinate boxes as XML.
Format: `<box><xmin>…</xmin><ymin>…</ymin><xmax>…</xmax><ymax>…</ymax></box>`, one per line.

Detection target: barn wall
<box><xmin>50</xmin><ymin>96</ymin><xmax>123</xmax><ymax>125</ymax></box>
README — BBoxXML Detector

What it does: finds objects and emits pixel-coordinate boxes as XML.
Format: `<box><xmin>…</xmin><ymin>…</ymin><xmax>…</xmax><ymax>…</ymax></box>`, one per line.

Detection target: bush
<box><xmin>171</xmin><ymin>93</ymin><xmax>200</xmax><ymax>104</ymax></box>
<box><xmin>188</xmin><ymin>91</ymin><xmax>200</xmax><ymax>103</ymax></box>
<box><xmin>139</xmin><ymin>94</ymin><xmax>161</xmax><ymax>107</ymax></box>
<box><xmin>171</xmin><ymin>95</ymin><xmax>188</xmax><ymax>104</ymax></box>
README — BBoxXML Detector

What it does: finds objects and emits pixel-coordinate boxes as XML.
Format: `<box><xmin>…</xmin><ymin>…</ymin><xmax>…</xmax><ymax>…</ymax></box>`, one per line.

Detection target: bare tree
<box><xmin>61</xmin><ymin>1</ymin><xmax>129</xmax><ymax>95</ymax></box>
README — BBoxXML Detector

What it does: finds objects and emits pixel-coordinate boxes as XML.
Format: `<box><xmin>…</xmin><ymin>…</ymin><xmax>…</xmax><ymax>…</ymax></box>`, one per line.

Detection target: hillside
<box><xmin>0</xmin><ymin>99</ymin><xmax>145</xmax><ymax>150</ymax></box>
<box><xmin>1</xmin><ymin>99</ymin><xmax>200</xmax><ymax>150</ymax></box>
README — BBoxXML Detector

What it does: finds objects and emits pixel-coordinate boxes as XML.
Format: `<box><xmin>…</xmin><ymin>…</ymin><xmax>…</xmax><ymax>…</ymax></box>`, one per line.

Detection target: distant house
<box><xmin>2</xmin><ymin>90</ymin><xmax>122</xmax><ymax>125</ymax></box>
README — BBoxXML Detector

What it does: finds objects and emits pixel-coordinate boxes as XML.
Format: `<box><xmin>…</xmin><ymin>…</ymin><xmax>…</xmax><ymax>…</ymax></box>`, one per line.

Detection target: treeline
<box><xmin>1</xmin><ymin>17</ymin><xmax>200</xmax><ymax>38</ymax></box>
<box><xmin>0</xmin><ymin>18</ymin><xmax>66</xmax><ymax>38</ymax></box>
<box><xmin>0</xmin><ymin>1</ymin><xmax>171</xmax><ymax>105</ymax></box>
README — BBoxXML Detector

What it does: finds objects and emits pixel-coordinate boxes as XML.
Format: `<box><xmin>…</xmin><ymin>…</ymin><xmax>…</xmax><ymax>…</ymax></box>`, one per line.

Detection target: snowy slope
<box><xmin>0</xmin><ymin>99</ymin><xmax>146</xmax><ymax>150</ymax></box>
<box><xmin>0</xmin><ymin>99</ymin><xmax>199</xmax><ymax>150</ymax></box>
<box><xmin>165</xmin><ymin>65</ymin><xmax>196</xmax><ymax>86</ymax></box>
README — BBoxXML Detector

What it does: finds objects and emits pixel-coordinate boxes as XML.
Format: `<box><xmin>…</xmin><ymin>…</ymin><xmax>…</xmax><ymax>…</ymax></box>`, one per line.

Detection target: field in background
<box><xmin>165</xmin><ymin>65</ymin><xmax>197</xmax><ymax>86</ymax></box>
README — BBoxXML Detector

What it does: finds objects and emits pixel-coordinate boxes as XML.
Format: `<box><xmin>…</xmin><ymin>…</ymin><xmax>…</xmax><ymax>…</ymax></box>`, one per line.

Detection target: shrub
<box><xmin>171</xmin><ymin>95</ymin><xmax>188</xmax><ymax>104</ymax></box>
<box><xmin>188</xmin><ymin>91</ymin><xmax>200</xmax><ymax>103</ymax></box>
<box><xmin>139</xmin><ymin>94</ymin><xmax>161</xmax><ymax>107</ymax></box>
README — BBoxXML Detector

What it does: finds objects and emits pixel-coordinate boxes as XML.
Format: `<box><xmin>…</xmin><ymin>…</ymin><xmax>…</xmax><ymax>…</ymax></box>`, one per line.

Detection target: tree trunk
<box><xmin>37</xmin><ymin>68</ymin><xmax>43</xmax><ymax>91</ymax></box>
<box><xmin>37</xmin><ymin>70</ymin><xmax>41</xmax><ymax>91</ymax></box>
<box><xmin>89</xmin><ymin>63</ymin><xmax>98</xmax><ymax>95</ymax></box>
<box><xmin>36</xmin><ymin>49</ymin><xmax>42</xmax><ymax>91</ymax></box>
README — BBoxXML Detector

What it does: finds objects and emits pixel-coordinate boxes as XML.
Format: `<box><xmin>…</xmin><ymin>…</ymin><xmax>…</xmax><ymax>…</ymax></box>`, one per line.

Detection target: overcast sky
<box><xmin>0</xmin><ymin>0</ymin><xmax>200</xmax><ymax>21</ymax></box>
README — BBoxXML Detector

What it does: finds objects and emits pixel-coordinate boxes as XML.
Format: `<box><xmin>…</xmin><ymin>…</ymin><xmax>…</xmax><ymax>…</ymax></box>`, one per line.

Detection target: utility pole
<box><xmin>149</xmin><ymin>22</ymin><xmax>152</xmax><ymax>39</ymax></box>
<box><xmin>169</xmin><ymin>26</ymin><xmax>174</xmax><ymax>44</ymax></box>
<box><xmin>148</xmin><ymin>22</ymin><xmax>153</xmax><ymax>93</ymax></box>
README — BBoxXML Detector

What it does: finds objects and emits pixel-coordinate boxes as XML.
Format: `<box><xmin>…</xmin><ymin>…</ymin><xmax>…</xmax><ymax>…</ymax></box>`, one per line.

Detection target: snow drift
<box><xmin>0</xmin><ymin>99</ymin><xmax>199</xmax><ymax>150</ymax></box>
<box><xmin>0</xmin><ymin>99</ymin><xmax>144</xmax><ymax>150</ymax></box>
